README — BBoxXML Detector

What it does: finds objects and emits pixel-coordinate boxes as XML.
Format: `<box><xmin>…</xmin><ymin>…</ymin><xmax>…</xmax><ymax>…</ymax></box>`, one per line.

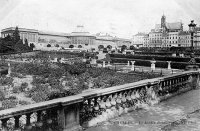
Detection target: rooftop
<box><xmin>1</xmin><ymin>27</ymin><xmax>38</xmax><ymax>33</ymax></box>
<box><xmin>166</xmin><ymin>22</ymin><xmax>182</xmax><ymax>30</ymax></box>
<box><xmin>178</xmin><ymin>31</ymin><xmax>190</xmax><ymax>35</ymax></box>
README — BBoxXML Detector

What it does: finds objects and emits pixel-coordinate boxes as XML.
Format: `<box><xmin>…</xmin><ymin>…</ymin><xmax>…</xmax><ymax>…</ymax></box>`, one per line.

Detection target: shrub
<box><xmin>2</xmin><ymin>99</ymin><xmax>18</xmax><ymax>109</ymax></box>
<box><xmin>68</xmin><ymin>62</ymin><xmax>86</xmax><ymax>75</ymax></box>
<box><xmin>19</xmin><ymin>100</ymin><xmax>30</xmax><ymax>105</ymax></box>
<box><xmin>7</xmin><ymin>95</ymin><xmax>17</xmax><ymax>100</ymax></box>
<box><xmin>12</xmin><ymin>86</ymin><xmax>20</xmax><ymax>93</ymax></box>
<box><xmin>0</xmin><ymin>77</ymin><xmax>13</xmax><ymax>86</ymax></box>
<box><xmin>19</xmin><ymin>82</ymin><xmax>28</xmax><ymax>92</ymax></box>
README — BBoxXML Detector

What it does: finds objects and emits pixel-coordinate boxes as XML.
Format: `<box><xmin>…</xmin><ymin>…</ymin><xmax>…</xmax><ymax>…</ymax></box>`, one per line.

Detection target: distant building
<box><xmin>1</xmin><ymin>26</ymin><xmax>131</xmax><ymax>51</ymax></box>
<box><xmin>133</xmin><ymin>15</ymin><xmax>184</xmax><ymax>48</ymax></box>
<box><xmin>194</xmin><ymin>26</ymin><xmax>200</xmax><ymax>49</ymax></box>
<box><xmin>178</xmin><ymin>31</ymin><xmax>190</xmax><ymax>47</ymax></box>
<box><xmin>68</xmin><ymin>25</ymin><xmax>96</xmax><ymax>50</ymax></box>
<box><xmin>132</xmin><ymin>32</ymin><xmax>147</xmax><ymax>47</ymax></box>
<box><xmin>1</xmin><ymin>27</ymin><xmax>39</xmax><ymax>45</ymax></box>
<box><xmin>149</xmin><ymin>31</ymin><xmax>162</xmax><ymax>47</ymax></box>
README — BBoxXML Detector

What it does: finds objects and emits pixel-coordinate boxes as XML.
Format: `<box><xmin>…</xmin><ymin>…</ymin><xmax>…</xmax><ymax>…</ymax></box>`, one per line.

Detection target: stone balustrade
<box><xmin>0</xmin><ymin>71</ymin><xmax>199</xmax><ymax>131</ymax></box>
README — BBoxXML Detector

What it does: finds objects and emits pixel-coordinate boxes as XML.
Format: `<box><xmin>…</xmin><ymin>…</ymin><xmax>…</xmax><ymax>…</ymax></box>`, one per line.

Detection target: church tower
<box><xmin>161</xmin><ymin>14</ymin><xmax>166</xmax><ymax>28</ymax></box>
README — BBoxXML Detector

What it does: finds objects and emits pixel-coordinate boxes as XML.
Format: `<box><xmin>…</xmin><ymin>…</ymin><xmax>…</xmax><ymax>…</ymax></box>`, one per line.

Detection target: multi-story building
<box><xmin>149</xmin><ymin>31</ymin><xmax>162</xmax><ymax>47</ymax></box>
<box><xmin>178</xmin><ymin>31</ymin><xmax>190</xmax><ymax>47</ymax></box>
<box><xmin>132</xmin><ymin>32</ymin><xmax>147</xmax><ymax>47</ymax></box>
<box><xmin>143</xmin><ymin>34</ymin><xmax>149</xmax><ymax>47</ymax></box>
<box><xmin>167</xmin><ymin>31</ymin><xmax>179</xmax><ymax>47</ymax></box>
<box><xmin>1</xmin><ymin>27</ymin><xmax>39</xmax><ymax>45</ymax></box>
<box><xmin>133</xmin><ymin>15</ymin><xmax>184</xmax><ymax>48</ymax></box>
<box><xmin>194</xmin><ymin>27</ymin><xmax>200</xmax><ymax>49</ymax></box>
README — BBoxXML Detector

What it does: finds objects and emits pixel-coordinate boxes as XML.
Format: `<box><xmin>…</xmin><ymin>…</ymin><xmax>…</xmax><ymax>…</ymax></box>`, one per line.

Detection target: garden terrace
<box><xmin>0</xmin><ymin>60</ymin><xmax>161</xmax><ymax>110</ymax></box>
<box><xmin>0</xmin><ymin>70</ymin><xmax>199</xmax><ymax>131</ymax></box>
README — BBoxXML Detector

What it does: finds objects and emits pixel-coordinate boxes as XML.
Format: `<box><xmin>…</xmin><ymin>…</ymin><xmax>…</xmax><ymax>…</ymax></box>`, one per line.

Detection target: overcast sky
<box><xmin>0</xmin><ymin>0</ymin><xmax>200</xmax><ymax>38</ymax></box>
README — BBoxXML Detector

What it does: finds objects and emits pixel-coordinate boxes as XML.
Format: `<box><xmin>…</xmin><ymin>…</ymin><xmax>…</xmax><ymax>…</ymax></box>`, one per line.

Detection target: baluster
<box><xmin>122</xmin><ymin>91</ymin><xmax>127</xmax><ymax>109</ymax></box>
<box><xmin>36</xmin><ymin>111</ymin><xmax>43</xmax><ymax>127</ymax></box>
<box><xmin>14</xmin><ymin>116</ymin><xmax>20</xmax><ymax>130</ymax></box>
<box><xmin>111</xmin><ymin>93</ymin><xmax>117</xmax><ymax>109</ymax></box>
<box><xmin>105</xmin><ymin>95</ymin><xmax>111</xmax><ymax>109</ymax></box>
<box><xmin>88</xmin><ymin>99</ymin><xmax>93</xmax><ymax>112</ymax></box>
<box><xmin>1</xmin><ymin>118</ymin><xmax>8</xmax><ymax>131</ymax></box>
<box><xmin>94</xmin><ymin>97</ymin><xmax>100</xmax><ymax>116</ymax></box>
<box><xmin>25</xmin><ymin>113</ymin><xmax>32</xmax><ymax>130</ymax></box>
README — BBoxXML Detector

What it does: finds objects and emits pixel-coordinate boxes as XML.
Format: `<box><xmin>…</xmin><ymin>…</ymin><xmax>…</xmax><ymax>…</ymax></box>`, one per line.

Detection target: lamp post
<box><xmin>188</xmin><ymin>20</ymin><xmax>196</xmax><ymax>53</ymax></box>
<box><xmin>186</xmin><ymin>20</ymin><xmax>198</xmax><ymax>71</ymax></box>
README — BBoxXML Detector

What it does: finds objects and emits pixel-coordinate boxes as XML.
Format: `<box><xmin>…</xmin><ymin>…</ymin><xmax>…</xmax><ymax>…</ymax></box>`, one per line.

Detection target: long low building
<box><xmin>1</xmin><ymin>26</ymin><xmax>131</xmax><ymax>51</ymax></box>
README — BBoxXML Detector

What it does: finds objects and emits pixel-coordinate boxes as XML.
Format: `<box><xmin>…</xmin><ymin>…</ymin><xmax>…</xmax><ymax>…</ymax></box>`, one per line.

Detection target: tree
<box><xmin>107</xmin><ymin>45</ymin><xmax>112</xmax><ymax>50</ymax></box>
<box><xmin>24</xmin><ymin>38</ymin><xmax>30</xmax><ymax>51</ymax></box>
<box><xmin>12</xmin><ymin>26</ymin><xmax>20</xmax><ymax>45</ymax></box>
<box><xmin>47</xmin><ymin>44</ymin><xmax>51</xmax><ymax>47</ymax></box>
<box><xmin>98</xmin><ymin>45</ymin><xmax>104</xmax><ymax>50</ymax></box>
<box><xmin>130</xmin><ymin>45</ymin><xmax>136</xmax><ymax>50</ymax></box>
<box><xmin>78</xmin><ymin>45</ymin><xmax>82</xmax><ymax>48</ymax></box>
<box><xmin>3</xmin><ymin>34</ymin><xmax>12</xmax><ymax>42</ymax></box>
<box><xmin>14</xmin><ymin>39</ymin><xmax>24</xmax><ymax>52</ymax></box>
<box><xmin>69</xmin><ymin>45</ymin><xmax>74</xmax><ymax>48</ymax></box>
<box><xmin>30</xmin><ymin>43</ymin><xmax>35</xmax><ymax>50</ymax></box>
<box><xmin>55</xmin><ymin>44</ymin><xmax>59</xmax><ymax>47</ymax></box>
<box><xmin>121</xmin><ymin>45</ymin><xmax>127</xmax><ymax>51</ymax></box>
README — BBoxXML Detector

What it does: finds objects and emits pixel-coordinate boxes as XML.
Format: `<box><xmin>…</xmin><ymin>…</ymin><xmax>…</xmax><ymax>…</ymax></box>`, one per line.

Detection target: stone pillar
<box><xmin>151</xmin><ymin>60</ymin><xmax>156</xmax><ymax>70</ymax></box>
<box><xmin>172</xmin><ymin>53</ymin><xmax>176</xmax><ymax>57</ymax></box>
<box><xmin>7</xmin><ymin>62</ymin><xmax>11</xmax><ymax>77</ymax></box>
<box><xmin>108</xmin><ymin>61</ymin><xmax>111</xmax><ymax>66</ymax></box>
<box><xmin>103</xmin><ymin>61</ymin><xmax>106</xmax><ymax>67</ymax></box>
<box><xmin>127</xmin><ymin>61</ymin><xmax>130</xmax><ymax>66</ymax></box>
<box><xmin>57</xmin><ymin>96</ymin><xmax>83</xmax><ymax>131</ymax></box>
<box><xmin>167</xmin><ymin>61</ymin><xmax>171</xmax><ymax>70</ymax></box>
<box><xmin>131</xmin><ymin>61</ymin><xmax>135</xmax><ymax>71</ymax></box>
<box><xmin>54</xmin><ymin>57</ymin><xmax>58</xmax><ymax>62</ymax></box>
<box><xmin>61</xmin><ymin>58</ymin><xmax>65</xmax><ymax>63</ymax></box>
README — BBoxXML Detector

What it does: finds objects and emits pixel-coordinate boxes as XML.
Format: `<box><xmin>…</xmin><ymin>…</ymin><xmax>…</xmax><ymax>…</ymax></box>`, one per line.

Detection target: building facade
<box><xmin>132</xmin><ymin>15</ymin><xmax>185</xmax><ymax>48</ymax></box>
<box><xmin>132</xmin><ymin>32</ymin><xmax>147</xmax><ymax>47</ymax></box>
<box><xmin>1</xmin><ymin>26</ymin><xmax>131</xmax><ymax>51</ymax></box>
<box><xmin>178</xmin><ymin>31</ymin><xmax>190</xmax><ymax>47</ymax></box>
<box><xmin>1</xmin><ymin>27</ymin><xmax>38</xmax><ymax>45</ymax></box>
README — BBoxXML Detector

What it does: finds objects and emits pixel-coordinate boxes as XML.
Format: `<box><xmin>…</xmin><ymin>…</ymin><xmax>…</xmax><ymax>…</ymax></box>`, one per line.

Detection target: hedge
<box><xmin>110</xmin><ymin>54</ymin><xmax>200</xmax><ymax>63</ymax></box>
<box><xmin>111</xmin><ymin>58</ymin><xmax>200</xmax><ymax>70</ymax></box>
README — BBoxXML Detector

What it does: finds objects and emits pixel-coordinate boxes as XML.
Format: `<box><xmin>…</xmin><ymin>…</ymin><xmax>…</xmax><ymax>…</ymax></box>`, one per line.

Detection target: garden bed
<box><xmin>0</xmin><ymin>60</ymin><xmax>161</xmax><ymax>110</ymax></box>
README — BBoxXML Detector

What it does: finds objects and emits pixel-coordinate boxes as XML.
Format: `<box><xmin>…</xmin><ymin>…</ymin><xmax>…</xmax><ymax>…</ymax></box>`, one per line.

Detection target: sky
<box><xmin>0</xmin><ymin>0</ymin><xmax>200</xmax><ymax>38</ymax></box>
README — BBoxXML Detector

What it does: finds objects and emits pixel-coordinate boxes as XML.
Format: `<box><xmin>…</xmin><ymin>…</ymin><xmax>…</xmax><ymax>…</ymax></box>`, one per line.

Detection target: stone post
<box><xmin>131</xmin><ymin>61</ymin><xmax>135</xmax><ymax>71</ymax></box>
<box><xmin>103</xmin><ymin>61</ymin><xmax>106</xmax><ymax>67</ymax></box>
<box><xmin>127</xmin><ymin>61</ymin><xmax>130</xmax><ymax>66</ymax></box>
<box><xmin>57</xmin><ymin>96</ymin><xmax>83</xmax><ymax>131</ymax></box>
<box><xmin>151</xmin><ymin>60</ymin><xmax>156</xmax><ymax>70</ymax></box>
<box><xmin>54</xmin><ymin>57</ymin><xmax>58</xmax><ymax>63</ymax></box>
<box><xmin>108</xmin><ymin>61</ymin><xmax>111</xmax><ymax>66</ymax></box>
<box><xmin>167</xmin><ymin>61</ymin><xmax>171</xmax><ymax>70</ymax></box>
<box><xmin>7</xmin><ymin>62</ymin><xmax>11</xmax><ymax>77</ymax></box>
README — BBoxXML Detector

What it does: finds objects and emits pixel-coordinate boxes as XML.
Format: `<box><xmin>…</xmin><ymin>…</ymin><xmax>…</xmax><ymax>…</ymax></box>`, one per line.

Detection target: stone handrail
<box><xmin>0</xmin><ymin>71</ymin><xmax>199</xmax><ymax>131</ymax></box>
